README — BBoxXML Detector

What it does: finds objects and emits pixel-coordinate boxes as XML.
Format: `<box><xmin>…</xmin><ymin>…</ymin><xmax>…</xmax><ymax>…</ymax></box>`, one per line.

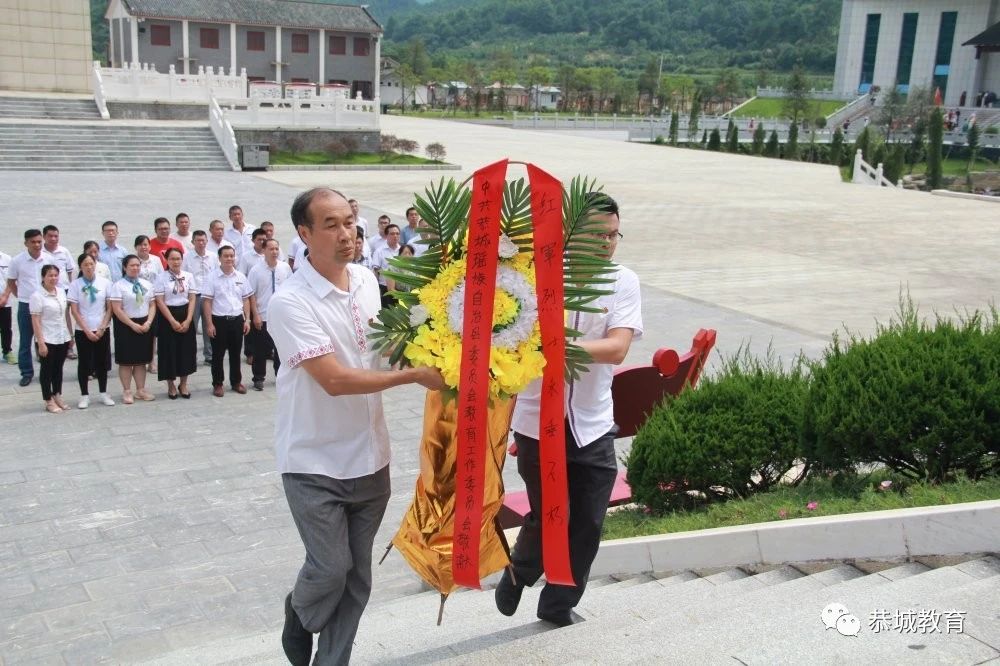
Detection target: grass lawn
<box><xmin>908</xmin><ymin>155</ymin><xmax>1000</xmax><ymax>177</ymax></box>
<box><xmin>601</xmin><ymin>474</ymin><xmax>1000</xmax><ymax>540</ymax></box>
<box><xmin>269</xmin><ymin>150</ymin><xmax>442</xmax><ymax>166</ymax></box>
<box><xmin>730</xmin><ymin>97</ymin><xmax>847</xmax><ymax>119</ymax></box>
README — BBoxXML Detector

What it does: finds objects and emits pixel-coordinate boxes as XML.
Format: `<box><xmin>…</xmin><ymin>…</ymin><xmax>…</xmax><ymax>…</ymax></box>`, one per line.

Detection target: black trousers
<box><xmin>75</xmin><ymin>330</ymin><xmax>110</xmax><ymax>395</ymax></box>
<box><xmin>38</xmin><ymin>341</ymin><xmax>69</xmax><ymax>401</ymax></box>
<box><xmin>0</xmin><ymin>306</ymin><xmax>11</xmax><ymax>354</ymax></box>
<box><xmin>510</xmin><ymin>422</ymin><xmax>619</xmax><ymax>616</ymax></box>
<box><xmin>249</xmin><ymin>321</ymin><xmax>279</xmax><ymax>382</ymax></box>
<box><xmin>210</xmin><ymin>315</ymin><xmax>244</xmax><ymax>388</ymax></box>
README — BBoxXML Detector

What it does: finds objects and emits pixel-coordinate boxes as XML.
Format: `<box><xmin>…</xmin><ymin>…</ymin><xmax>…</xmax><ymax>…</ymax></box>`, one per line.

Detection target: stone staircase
<box><xmin>143</xmin><ymin>555</ymin><xmax>1000</xmax><ymax>664</ymax></box>
<box><xmin>0</xmin><ymin>95</ymin><xmax>102</xmax><ymax>120</ymax></box>
<box><xmin>0</xmin><ymin>123</ymin><xmax>232</xmax><ymax>171</ymax></box>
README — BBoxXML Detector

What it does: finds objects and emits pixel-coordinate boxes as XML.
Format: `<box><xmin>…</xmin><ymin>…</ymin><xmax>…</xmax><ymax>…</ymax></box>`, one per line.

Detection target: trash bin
<box><xmin>239</xmin><ymin>143</ymin><xmax>269</xmax><ymax>170</ymax></box>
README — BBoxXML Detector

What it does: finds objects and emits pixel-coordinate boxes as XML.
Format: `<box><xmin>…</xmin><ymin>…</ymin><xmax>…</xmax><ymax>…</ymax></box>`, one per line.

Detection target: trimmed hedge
<box><xmin>802</xmin><ymin>302</ymin><xmax>1000</xmax><ymax>483</ymax></box>
<box><xmin>626</xmin><ymin>352</ymin><xmax>808</xmax><ymax>514</ymax></box>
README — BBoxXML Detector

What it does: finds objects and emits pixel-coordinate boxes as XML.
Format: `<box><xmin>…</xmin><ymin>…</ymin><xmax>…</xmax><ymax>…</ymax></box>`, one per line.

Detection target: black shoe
<box><xmin>252</xmin><ymin>380</ymin><xmax>264</xmax><ymax>391</ymax></box>
<box><xmin>18</xmin><ymin>376</ymin><xmax>31</xmax><ymax>387</ymax></box>
<box><xmin>282</xmin><ymin>592</ymin><xmax>312</xmax><ymax>666</ymax></box>
<box><xmin>537</xmin><ymin>609</ymin><xmax>575</xmax><ymax>627</ymax></box>
<box><xmin>495</xmin><ymin>569</ymin><xmax>524</xmax><ymax>616</ymax></box>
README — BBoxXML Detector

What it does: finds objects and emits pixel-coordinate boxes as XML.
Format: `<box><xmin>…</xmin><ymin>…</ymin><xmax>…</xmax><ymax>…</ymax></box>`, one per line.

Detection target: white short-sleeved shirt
<box><xmin>0</xmin><ymin>252</ymin><xmax>11</xmax><ymax>309</ymax></box>
<box><xmin>110</xmin><ymin>277</ymin><xmax>154</xmax><ymax>319</ymax></box>
<box><xmin>224</xmin><ymin>224</ymin><xmax>255</xmax><ymax>259</ymax></box>
<box><xmin>270</xmin><ymin>260</ymin><xmax>389</xmax><ymax>480</ymax></box>
<box><xmin>154</xmin><ymin>270</ymin><xmax>197</xmax><ymax>307</ymax></box>
<box><xmin>8</xmin><ymin>251</ymin><xmax>49</xmax><ymax>303</ymax></box>
<box><xmin>511</xmin><ymin>264</ymin><xmax>644</xmax><ymax>448</ymax></box>
<box><xmin>28</xmin><ymin>288</ymin><xmax>71</xmax><ymax>344</ymax></box>
<box><xmin>202</xmin><ymin>269</ymin><xmax>252</xmax><ymax>317</ymax></box>
<box><xmin>170</xmin><ymin>232</ymin><xmax>195</xmax><ymax>251</ymax></box>
<box><xmin>94</xmin><ymin>261</ymin><xmax>112</xmax><ymax>282</ymax></box>
<box><xmin>206</xmin><ymin>237</ymin><xmax>234</xmax><ymax>257</ymax></box>
<box><xmin>67</xmin><ymin>276</ymin><xmax>112</xmax><ymax>331</ymax></box>
<box><xmin>247</xmin><ymin>261</ymin><xmax>292</xmax><ymax>321</ymax></box>
<box><xmin>372</xmin><ymin>244</ymin><xmax>401</xmax><ymax>285</ymax></box>
<box><xmin>44</xmin><ymin>245</ymin><xmax>74</xmax><ymax>289</ymax></box>
<box><xmin>137</xmin><ymin>256</ymin><xmax>163</xmax><ymax>284</ymax></box>
<box><xmin>238</xmin><ymin>251</ymin><xmax>265</xmax><ymax>276</ymax></box>
<box><xmin>368</xmin><ymin>235</ymin><xmax>386</xmax><ymax>257</ymax></box>
<box><xmin>181</xmin><ymin>250</ymin><xmax>220</xmax><ymax>292</ymax></box>
<box><xmin>288</xmin><ymin>236</ymin><xmax>305</xmax><ymax>270</ymax></box>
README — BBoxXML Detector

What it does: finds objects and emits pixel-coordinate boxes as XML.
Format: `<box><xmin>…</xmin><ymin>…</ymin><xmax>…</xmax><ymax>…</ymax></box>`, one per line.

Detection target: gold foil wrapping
<box><xmin>391</xmin><ymin>390</ymin><xmax>515</xmax><ymax>595</ymax></box>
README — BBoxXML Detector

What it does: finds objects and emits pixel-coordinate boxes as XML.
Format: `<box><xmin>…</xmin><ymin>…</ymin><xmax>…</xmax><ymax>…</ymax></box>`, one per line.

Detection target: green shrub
<box><xmin>803</xmin><ymin>299</ymin><xmax>1000</xmax><ymax>483</ymax></box>
<box><xmin>708</xmin><ymin>128</ymin><xmax>722</xmax><ymax>151</ymax></box>
<box><xmin>626</xmin><ymin>351</ymin><xmax>808</xmax><ymax>514</ymax></box>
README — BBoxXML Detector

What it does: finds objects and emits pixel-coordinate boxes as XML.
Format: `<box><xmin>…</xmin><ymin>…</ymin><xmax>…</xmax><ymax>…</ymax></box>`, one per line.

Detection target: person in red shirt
<box><xmin>148</xmin><ymin>217</ymin><xmax>185</xmax><ymax>269</ymax></box>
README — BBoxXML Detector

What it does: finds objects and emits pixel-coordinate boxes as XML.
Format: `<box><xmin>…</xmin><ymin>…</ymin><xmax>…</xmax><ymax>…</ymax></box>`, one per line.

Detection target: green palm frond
<box><xmin>368</xmin><ymin>303</ymin><xmax>415</xmax><ymax>366</ymax></box>
<box><xmin>501</xmin><ymin>178</ymin><xmax>532</xmax><ymax>239</ymax></box>
<box><xmin>413</xmin><ymin>177</ymin><xmax>471</xmax><ymax>261</ymax></box>
<box><xmin>561</xmin><ymin>174</ymin><xmax>617</xmax><ymax>314</ymax></box>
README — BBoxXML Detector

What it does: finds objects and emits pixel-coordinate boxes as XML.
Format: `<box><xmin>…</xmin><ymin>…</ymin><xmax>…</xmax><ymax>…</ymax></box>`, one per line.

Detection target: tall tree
<box><xmin>638</xmin><ymin>57</ymin><xmax>659</xmax><ymax>112</ymax></box>
<box><xmin>669</xmin><ymin>109</ymin><xmax>680</xmax><ymax>145</ymax></box>
<box><xmin>877</xmin><ymin>86</ymin><xmax>906</xmax><ymax>142</ymax></box>
<box><xmin>829</xmin><ymin>127</ymin><xmax>844</xmax><ymax>166</ymax></box>
<box><xmin>782</xmin><ymin>64</ymin><xmax>811</xmax><ymax>123</ymax></box>
<box><xmin>926</xmin><ymin>107</ymin><xmax>944</xmax><ymax>189</ymax></box>
<box><xmin>752</xmin><ymin>123</ymin><xmax>766</xmax><ymax>155</ymax></box>
<box><xmin>726</xmin><ymin>119</ymin><xmax>739</xmax><ymax>152</ymax></box>
<box><xmin>785</xmin><ymin>122</ymin><xmax>799</xmax><ymax>159</ymax></box>
<box><xmin>765</xmin><ymin>129</ymin><xmax>780</xmax><ymax>157</ymax></box>
<box><xmin>687</xmin><ymin>90</ymin><xmax>701</xmax><ymax>140</ymax></box>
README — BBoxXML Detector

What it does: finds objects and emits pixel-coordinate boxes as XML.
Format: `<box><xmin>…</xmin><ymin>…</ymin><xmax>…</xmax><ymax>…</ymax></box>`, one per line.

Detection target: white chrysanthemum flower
<box><xmin>497</xmin><ymin>233</ymin><xmax>518</xmax><ymax>259</ymax></box>
<box><xmin>447</xmin><ymin>266</ymin><xmax>537</xmax><ymax>349</ymax></box>
<box><xmin>409</xmin><ymin>303</ymin><xmax>430</xmax><ymax>327</ymax></box>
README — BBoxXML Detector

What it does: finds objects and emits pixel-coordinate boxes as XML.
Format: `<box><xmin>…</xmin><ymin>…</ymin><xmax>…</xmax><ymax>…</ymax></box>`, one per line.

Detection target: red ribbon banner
<box><xmin>527</xmin><ymin>164</ymin><xmax>574</xmax><ymax>586</ymax></box>
<box><xmin>452</xmin><ymin>158</ymin><xmax>507</xmax><ymax>589</ymax></box>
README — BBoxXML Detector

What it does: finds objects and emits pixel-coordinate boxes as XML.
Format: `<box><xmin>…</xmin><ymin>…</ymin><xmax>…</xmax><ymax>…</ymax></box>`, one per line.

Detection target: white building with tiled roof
<box><xmin>104</xmin><ymin>0</ymin><xmax>382</xmax><ymax>99</ymax></box>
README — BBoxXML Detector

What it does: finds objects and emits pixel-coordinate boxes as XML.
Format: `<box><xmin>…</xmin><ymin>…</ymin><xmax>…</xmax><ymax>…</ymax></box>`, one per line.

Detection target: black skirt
<box><xmin>157</xmin><ymin>304</ymin><xmax>197</xmax><ymax>380</ymax></box>
<box><xmin>114</xmin><ymin>316</ymin><xmax>154</xmax><ymax>365</ymax></box>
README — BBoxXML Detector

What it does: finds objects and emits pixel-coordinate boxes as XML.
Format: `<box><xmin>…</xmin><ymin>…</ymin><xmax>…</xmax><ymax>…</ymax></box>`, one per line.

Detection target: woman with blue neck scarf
<box><xmin>110</xmin><ymin>254</ymin><xmax>156</xmax><ymax>404</ymax></box>
<box><xmin>68</xmin><ymin>253</ymin><xmax>114</xmax><ymax>408</ymax></box>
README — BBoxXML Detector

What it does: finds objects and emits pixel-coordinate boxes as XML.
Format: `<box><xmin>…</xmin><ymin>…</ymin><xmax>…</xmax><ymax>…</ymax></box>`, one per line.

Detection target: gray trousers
<box><xmin>194</xmin><ymin>294</ymin><xmax>211</xmax><ymax>361</ymax></box>
<box><xmin>282</xmin><ymin>467</ymin><xmax>391</xmax><ymax>666</ymax></box>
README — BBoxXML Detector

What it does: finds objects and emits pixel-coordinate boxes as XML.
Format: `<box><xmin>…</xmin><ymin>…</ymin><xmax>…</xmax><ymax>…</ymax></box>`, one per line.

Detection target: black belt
<box><xmin>213</xmin><ymin>314</ymin><xmax>244</xmax><ymax>321</ymax></box>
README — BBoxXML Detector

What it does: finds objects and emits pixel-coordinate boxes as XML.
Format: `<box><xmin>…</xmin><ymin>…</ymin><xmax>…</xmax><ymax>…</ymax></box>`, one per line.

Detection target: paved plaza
<box><xmin>0</xmin><ymin>116</ymin><xmax>997</xmax><ymax>663</ymax></box>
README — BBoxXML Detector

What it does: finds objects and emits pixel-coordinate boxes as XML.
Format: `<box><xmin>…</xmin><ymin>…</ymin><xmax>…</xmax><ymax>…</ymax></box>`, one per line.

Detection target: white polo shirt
<box><xmin>247</xmin><ymin>261</ymin><xmax>292</xmax><ymax>321</ymax></box>
<box><xmin>269</xmin><ymin>260</ymin><xmax>389</xmax><ymax>480</ymax></box>
<box><xmin>511</xmin><ymin>264</ymin><xmax>643</xmax><ymax>448</ymax></box>
<box><xmin>238</xmin><ymin>250</ymin><xmax>265</xmax><ymax>276</ymax></box>
<box><xmin>182</xmin><ymin>250</ymin><xmax>220</xmax><ymax>292</ymax></box>
<box><xmin>202</xmin><ymin>268</ymin><xmax>252</xmax><ymax>317</ymax></box>
<box><xmin>44</xmin><ymin>245</ymin><xmax>74</xmax><ymax>289</ymax></box>
<box><xmin>206</xmin><ymin>237</ymin><xmax>234</xmax><ymax>257</ymax></box>
<box><xmin>67</xmin><ymin>275</ymin><xmax>112</xmax><ymax>331</ymax></box>
<box><xmin>372</xmin><ymin>243</ymin><xmax>401</xmax><ymax>286</ymax></box>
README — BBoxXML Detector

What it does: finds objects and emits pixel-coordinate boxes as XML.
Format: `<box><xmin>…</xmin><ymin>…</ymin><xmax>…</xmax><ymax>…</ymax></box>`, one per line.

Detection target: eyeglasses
<box><xmin>593</xmin><ymin>231</ymin><xmax>624</xmax><ymax>242</ymax></box>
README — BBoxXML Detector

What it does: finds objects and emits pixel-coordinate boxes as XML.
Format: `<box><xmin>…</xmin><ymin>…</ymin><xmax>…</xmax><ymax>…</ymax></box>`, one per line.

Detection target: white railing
<box><xmin>209</xmin><ymin>95</ymin><xmax>241</xmax><ymax>171</ymax></box>
<box><xmin>756</xmin><ymin>86</ymin><xmax>855</xmax><ymax>102</ymax></box>
<box><xmin>91</xmin><ymin>61</ymin><xmax>110</xmax><ymax>120</ymax></box>
<box><xmin>100</xmin><ymin>63</ymin><xmax>248</xmax><ymax>103</ymax></box>
<box><xmin>852</xmin><ymin>149</ymin><xmax>900</xmax><ymax>188</ymax></box>
<box><xmin>222</xmin><ymin>96</ymin><xmax>380</xmax><ymax>130</ymax></box>
<box><xmin>826</xmin><ymin>93</ymin><xmax>872</xmax><ymax>129</ymax></box>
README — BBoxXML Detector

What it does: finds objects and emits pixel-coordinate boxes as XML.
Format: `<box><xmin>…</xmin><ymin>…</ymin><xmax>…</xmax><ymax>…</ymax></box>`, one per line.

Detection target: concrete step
<box><xmin>0</xmin><ymin>97</ymin><xmax>102</xmax><ymax>120</ymax></box>
<box><xmin>636</xmin><ymin>558</ymin><xmax>1000</xmax><ymax>664</ymax></box>
<box><xmin>0</xmin><ymin>120</ymin><xmax>230</xmax><ymax>171</ymax></box>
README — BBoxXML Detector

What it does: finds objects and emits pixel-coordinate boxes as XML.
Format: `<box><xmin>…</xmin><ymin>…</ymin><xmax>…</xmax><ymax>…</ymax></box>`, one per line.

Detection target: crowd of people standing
<box><xmin>0</xmin><ymin>198</ymin><xmax>417</xmax><ymax>412</ymax></box>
